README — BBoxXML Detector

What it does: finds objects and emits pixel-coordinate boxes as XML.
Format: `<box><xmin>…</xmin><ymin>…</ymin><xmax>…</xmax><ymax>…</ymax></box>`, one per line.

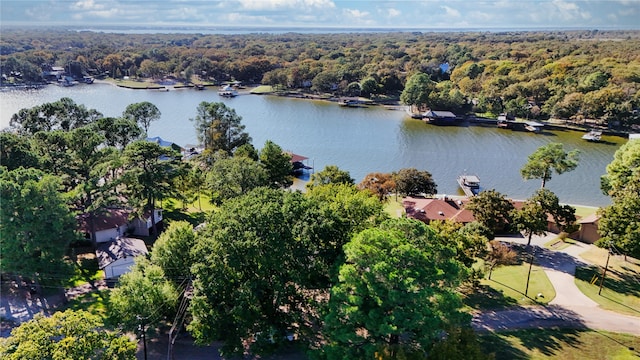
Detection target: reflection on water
<box><xmin>0</xmin><ymin>82</ymin><xmax>625</xmax><ymax>206</ymax></box>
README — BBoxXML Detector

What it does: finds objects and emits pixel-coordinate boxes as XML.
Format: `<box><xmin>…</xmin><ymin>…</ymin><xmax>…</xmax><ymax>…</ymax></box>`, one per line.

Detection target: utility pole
<box><xmin>137</xmin><ymin>316</ymin><xmax>147</xmax><ymax>360</ymax></box>
<box><xmin>598</xmin><ymin>242</ymin><xmax>613</xmax><ymax>295</ymax></box>
<box><xmin>525</xmin><ymin>250</ymin><xmax>534</xmax><ymax>297</ymax></box>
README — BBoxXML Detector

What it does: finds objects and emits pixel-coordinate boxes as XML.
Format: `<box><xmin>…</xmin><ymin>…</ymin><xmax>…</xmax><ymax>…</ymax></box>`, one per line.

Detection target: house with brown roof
<box><xmin>96</xmin><ymin>237</ymin><xmax>148</xmax><ymax>279</ymax></box>
<box><xmin>403</xmin><ymin>196</ymin><xmax>475</xmax><ymax>224</ymax></box>
<box><xmin>78</xmin><ymin>208</ymin><xmax>163</xmax><ymax>243</ymax></box>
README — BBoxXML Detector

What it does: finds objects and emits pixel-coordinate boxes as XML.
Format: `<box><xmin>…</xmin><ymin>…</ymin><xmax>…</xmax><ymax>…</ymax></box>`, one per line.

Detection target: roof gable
<box><xmin>403</xmin><ymin>196</ymin><xmax>475</xmax><ymax>223</ymax></box>
<box><xmin>78</xmin><ymin>208</ymin><xmax>130</xmax><ymax>232</ymax></box>
<box><xmin>96</xmin><ymin>237</ymin><xmax>148</xmax><ymax>268</ymax></box>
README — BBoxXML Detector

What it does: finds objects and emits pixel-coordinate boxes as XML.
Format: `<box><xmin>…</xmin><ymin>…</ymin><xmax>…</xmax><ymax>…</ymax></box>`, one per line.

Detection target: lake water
<box><xmin>0</xmin><ymin>82</ymin><xmax>626</xmax><ymax>207</ymax></box>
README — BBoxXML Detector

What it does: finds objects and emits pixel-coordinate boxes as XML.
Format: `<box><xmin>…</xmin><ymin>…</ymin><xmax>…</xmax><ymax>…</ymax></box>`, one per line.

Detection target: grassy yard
<box><xmin>574</xmin><ymin>248</ymin><xmax>640</xmax><ymax>316</ymax></box>
<box><xmin>464</xmin><ymin>263</ymin><xmax>556</xmax><ymax>309</ymax></box>
<box><xmin>479</xmin><ymin>328</ymin><xmax>640</xmax><ymax>360</ymax></box>
<box><xmin>383</xmin><ymin>197</ymin><xmax>405</xmax><ymax>218</ymax></box>
<box><xmin>482</xmin><ymin>263</ymin><xmax>555</xmax><ymax>305</ymax></box>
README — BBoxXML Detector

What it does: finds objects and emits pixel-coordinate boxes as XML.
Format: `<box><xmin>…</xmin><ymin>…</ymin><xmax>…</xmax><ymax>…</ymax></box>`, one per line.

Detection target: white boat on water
<box><xmin>582</xmin><ymin>129</ymin><xmax>603</xmax><ymax>142</ymax></box>
<box><xmin>218</xmin><ymin>85</ymin><xmax>238</xmax><ymax>97</ymax></box>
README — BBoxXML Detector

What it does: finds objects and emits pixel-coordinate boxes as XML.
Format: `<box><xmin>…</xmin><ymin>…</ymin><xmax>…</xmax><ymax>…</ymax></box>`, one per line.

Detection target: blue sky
<box><xmin>1</xmin><ymin>0</ymin><xmax>639</xmax><ymax>30</ymax></box>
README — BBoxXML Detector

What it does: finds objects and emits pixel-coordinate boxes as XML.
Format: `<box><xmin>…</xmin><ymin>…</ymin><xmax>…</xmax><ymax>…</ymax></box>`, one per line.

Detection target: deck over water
<box><xmin>457</xmin><ymin>175</ymin><xmax>480</xmax><ymax>197</ymax></box>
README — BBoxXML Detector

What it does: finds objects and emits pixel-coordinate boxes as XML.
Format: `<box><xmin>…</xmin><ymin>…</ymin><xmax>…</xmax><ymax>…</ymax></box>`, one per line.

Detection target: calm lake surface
<box><xmin>0</xmin><ymin>82</ymin><xmax>626</xmax><ymax>207</ymax></box>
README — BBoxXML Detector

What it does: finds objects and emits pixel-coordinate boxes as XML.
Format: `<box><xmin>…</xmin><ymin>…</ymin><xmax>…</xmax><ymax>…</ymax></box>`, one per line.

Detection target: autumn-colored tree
<box><xmin>358</xmin><ymin>172</ymin><xmax>396</xmax><ymax>201</ymax></box>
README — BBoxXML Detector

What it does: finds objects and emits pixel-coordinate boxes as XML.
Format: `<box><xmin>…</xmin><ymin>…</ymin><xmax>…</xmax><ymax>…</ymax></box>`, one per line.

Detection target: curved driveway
<box><xmin>473</xmin><ymin>233</ymin><xmax>640</xmax><ymax>335</ymax></box>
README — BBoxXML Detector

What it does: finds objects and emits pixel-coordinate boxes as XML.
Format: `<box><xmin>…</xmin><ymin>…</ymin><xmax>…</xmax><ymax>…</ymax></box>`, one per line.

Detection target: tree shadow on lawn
<box><xmin>463</xmin><ymin>284</ymin><xmax>520</xmax><ymax>310</ymax></box>
<box><xmin>162</xmin><ymin>207</ymin><xmax>206</xmax><ymax>228</ymax></box>
<box><xmin>575</xmin><ymin>266</ymin><xmax>640</xmax><ymax>314</ymax></box>
<box><xmin>479</xmin><ymin>327</ymin><xmax>586</xmax><ymax>360</ymax></box>
<box><xmin>510</xmin><ymin>243</ymin><xmax>589</xmax><ymax>275</ymax></box>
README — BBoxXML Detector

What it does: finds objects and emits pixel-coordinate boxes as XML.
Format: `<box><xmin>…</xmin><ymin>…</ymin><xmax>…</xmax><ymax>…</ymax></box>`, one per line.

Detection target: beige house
<box><xmin>96</xmin><ymin>237</ymin><xmax>148</xmax><ymax>279</ymax></box>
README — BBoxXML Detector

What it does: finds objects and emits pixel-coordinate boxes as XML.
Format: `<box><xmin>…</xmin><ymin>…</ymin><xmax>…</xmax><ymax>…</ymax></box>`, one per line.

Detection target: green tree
<box><xmin>598</xmin><ymin>140</ymin><xmax>640</xmax><ymax>258</ymax></box>
<box><xmin>121</xmin><ymin>140</ymin><xmax>182</xmax><ymax>236</ymax></box>
<box><xmin>322</xmin><ymin>218</ymin><xmax>469</xmax><ymax>359</ymax></box>
<box><xmin>188</xmin><ymin>188</ymin><xmax>310</xmax><ymax>355</ymax></box>
<box><xmin>303</xmin><ymin>183</ymin><xmax>386</xmax><ymax>285</ymax></box>
<box><xmin>360</xmin><ymin>77</ymin><xmax>379</xmax><ymax>97</ymax></box>
<box><xmin>520</xmin><ymin>142</ymin><xmax>579</xmax><ymax>188</ymax></box>
<box><xmin>400</xmin><ymin>72</ymin><xmax>436</xmax><ymax>111</ymax></box>
<box><xmin>151</xmin><ymin>221</ymin><xmax>197</xmax><ymax>283</ymax></box>
<box><xmin>206</xmin><ymin>155</ymin><xmax>268</xmax><ymax>203</ymax></box>
<box><xmin>259</xmin><ymin>140</ymin><xmax>293</xmax><ymax>188</ymax></box>
<box><xmin>512</xmin><ymin>196</ymin><xmax>548</xmax><ymax>247</ymax></box>
<box><xmin>0</xmin><ymin>132</ymin><xmax>39</xmax><ymax>170</ymax></box>
<box><xmin>393</xmin><ymin>167</ymin><xmax>437</xmax><ymax>197</ymax></box>
<box><xmin>511</xmin><ymin>191</ymin><xmax>550</xmax><ymax>296</ymax></box>
<box><xmin>465</xmin><ymin>189</ymin><xmax>515</xmax><ymax>233</ymax></box>
<box><xmin>0</xmin><ymin>167</ymin><xmax>76</xmax><ymax>284</ymax></box>
<box><xmin>0</xmin><ymin>310</ymin><xmax>136</xmax><ymax>360</ymax></box>
<box><xmin>9</xmin><ymin>98</ymin><xmax>102</xmax><ymax>135</ymax></box>
<box><xmin>306</xmin><ymin>165</ymin><xmax>354</xmax><ymax>190</ymax></box>
<box><xmin>192</xmin><ymin>101</ymin><xmax>252</xmax><ymax>155</ymax></box>
<box><xmin>428</xmin><ymin>219</ymin><xmax>490</xmax><ymax>268</ymax></box>
<box><xmin>109</xmin><ymin>258</ymin><xmax>179</xmax><ymax>333</ymax></box>
<box><xmin>531</xmin><ymin>188</ymin><xmax>578</xmax><ymax>235</ymax></box>
<box><xmin>93</xmin><ymin>117</ymin><xmax>142</xmax><ymax>149</ymax></box>
<box><xmin>122</xmin><ymin>101</ymin><xmax>161</xmax><ymax>136</ymax></box>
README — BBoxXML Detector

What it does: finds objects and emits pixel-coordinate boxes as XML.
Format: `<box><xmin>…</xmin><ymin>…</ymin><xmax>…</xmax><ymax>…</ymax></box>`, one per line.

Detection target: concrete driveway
<box><xmin>474</xmin><ymin>232</ymin><xmax>640</xmax><ymax>336</ymax></box>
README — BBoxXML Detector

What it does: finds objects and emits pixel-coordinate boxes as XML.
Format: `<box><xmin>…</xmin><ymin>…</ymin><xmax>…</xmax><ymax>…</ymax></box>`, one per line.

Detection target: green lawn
<box><xmin>383</xmin><ymin>197</ymin><xmax>404</xmax><ymax>218</ymax></box>
<box><xmin>478</xmin><ymin>263</ymin><xmax>556</xmax><ymax>307</ymax></box>
<box><xmin>250</xmin><ymin>85</ymin><xmax>275</xmax><ymax>94</ymax></box>
<box><xmin>574</xmin><ymin>247</ymin><xmax>640</xmax><ymax>316</ymax></box>
<box><xmin>479</xmin><ymin>328</ymin><xmax>640</xmax><ymax>360</ymax></box>
<box><xmin>66</xmin><ymin>253</ymin><xmax>104</xmax><ymax>288</ymax></box>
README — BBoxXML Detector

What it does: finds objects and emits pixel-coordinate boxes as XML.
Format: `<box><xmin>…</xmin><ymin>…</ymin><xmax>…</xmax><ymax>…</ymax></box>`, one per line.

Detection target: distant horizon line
<box><xmin>2</xmin><ymin>24</ymin><xmax>639</xmax><ymax>34</ymax></box>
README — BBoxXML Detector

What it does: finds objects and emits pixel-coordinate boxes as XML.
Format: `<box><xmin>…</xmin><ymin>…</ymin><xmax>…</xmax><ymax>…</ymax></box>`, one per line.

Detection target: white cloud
<box><xmin>441</xmin><ymin>5</ymin><xmax>461</xmax><ymax>18</ymax></box>
<box><xmin>71</xmin><ymin>0</ymin><xmax>101</xmax><ymax>11</ymax></box>
<box><xmin>238</xmin><ymin>0</ymin><xmax>335</xmax><ymax>11</ymax></box>
<box><xmin>388</xmin><ymin>8</ymin><xmax>401</xmax><ymax>17</ymax></box>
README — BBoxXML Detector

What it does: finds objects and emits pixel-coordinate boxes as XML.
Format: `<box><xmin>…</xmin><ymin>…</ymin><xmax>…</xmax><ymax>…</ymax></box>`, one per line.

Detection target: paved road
<box><xmin>473</xmin><ymin>233</ymin><xmax>640</xmax><ymax>336</ymax></box>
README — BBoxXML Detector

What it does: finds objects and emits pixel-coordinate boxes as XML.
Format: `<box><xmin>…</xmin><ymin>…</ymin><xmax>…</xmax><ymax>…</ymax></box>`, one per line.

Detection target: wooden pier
<box><xmin>457</xmin><ymin>175</ymin><xmax>481</xmax><ymax>197</ymax></box>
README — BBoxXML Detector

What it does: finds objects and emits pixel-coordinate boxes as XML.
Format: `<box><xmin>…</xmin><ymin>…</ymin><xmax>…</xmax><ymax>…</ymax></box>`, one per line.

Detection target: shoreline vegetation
<box><xmin>92</xmin><ymin>78</ymin><xmax>631</xmax><ymax>138</ymax></box>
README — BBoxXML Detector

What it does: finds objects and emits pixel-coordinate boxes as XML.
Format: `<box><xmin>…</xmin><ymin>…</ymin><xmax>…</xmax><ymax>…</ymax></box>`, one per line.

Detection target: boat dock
<box><xmin>457</xmin><ymin>174</ymin><xmax>481</xmax><ymax>197</ymax></box>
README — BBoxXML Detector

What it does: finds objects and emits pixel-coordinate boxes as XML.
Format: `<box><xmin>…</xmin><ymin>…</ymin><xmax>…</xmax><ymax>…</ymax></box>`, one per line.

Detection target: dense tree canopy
<box><xmin>258</xmin><ymin>140</ymin><xmax>293</xmax><ymax>188</ymax></box>
<box><xmin>0</xmin><ymin>167</ymin><xmax>76</xmax><ymax>283</ymax></box>
<box><xmin>465</xmin><ymin>189</ymin><xmax>515</xmax><ymax>233</ymax></box>
<box><xmin>0</xmin><ymin>310</ymin><xmax>136</xmax><ymax>360</ymax></box>
<box><xmin>122</xmin><ymin>101</ymin><xmax>161</xmax><ymax>136</ymax></box>
<box><xmin>3</xmin><ymin>29</ymin><xmax>640</xmax><ymax>127</ymax></box>
<box><xmin>598</xmin><ymin>140</ymin><xmax>640</xmax><ymax>258</ymax></box>
<box><xmin>358</xmin><ymin>172</ymin><xmax>396</xmax><ymax>201</ymax></box>
<box><xmin>393</xmin><ymin>167</ymin><xmax>438</xmax><ymax>197</ymax></box>
<box><xmin>192</xmin><ymin>101</ymin><xmax>251</xmax><ymax>155</ymax></box>
<box><xmin>306</xmin><ymin>165</ymin><xmax>354</xmax><ymax>190</ymax></box>
<box><xmin>205</xmin><ymin>155</ymin><xmax>268</xmax><ymax>203</ymax></box>
<box><xmin>322</xmin><ymin>218</ymin><xmax>469</xmax><ymax>359</ymax></box>
<box><xmin>121</xmin><ymin>140</ymin><xmax>182</xmax><ymax>236</ymax></box>
<box><xmin>9</xmin><ymin>98</ymin><xmax>102</xmax><ymax>135</ymax></box>
<box><xmin>109</xmin><ymin>258</ymin><xmax>179</xmax><ymax>333</ymax></box>
<box><xmin>188</xmin><ymin>188</ymin><xmax>312</xmax><ymax>355</ymax></box>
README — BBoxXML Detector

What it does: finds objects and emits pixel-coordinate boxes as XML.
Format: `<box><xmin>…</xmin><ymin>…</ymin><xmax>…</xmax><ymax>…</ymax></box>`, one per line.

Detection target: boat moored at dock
<box><xmin>218</xmin><ymin>85</ymin><xmax>238</xmax><ymax>97</ymax></box>
<box><xmin>582</xmin><ymin>129</ymin><xmax>603</xmax><ymax>142</ymax></box>
<box><xmin>457</xmin><ymin>174</ymin><xmax>481</xmax><ymax>197</ymax></box>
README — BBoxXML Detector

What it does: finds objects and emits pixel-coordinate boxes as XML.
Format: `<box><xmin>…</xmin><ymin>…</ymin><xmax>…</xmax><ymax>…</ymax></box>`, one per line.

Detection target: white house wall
<box><xmin>103</xmin><ymin>257</ymin><xmax>136</xmax><ymax>279</ymax></box>
<box><xmin>94</xmin><ymin>224</ymin><xmax>128</xmax><ymax>243</ymax></box>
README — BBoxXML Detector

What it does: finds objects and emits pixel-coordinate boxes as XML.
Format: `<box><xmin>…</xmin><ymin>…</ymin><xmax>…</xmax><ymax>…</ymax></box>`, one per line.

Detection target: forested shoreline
<box><xmin>1</xmin><ymin>29</ymin><xmax>639</xmax><ymax>129</ymax></box>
